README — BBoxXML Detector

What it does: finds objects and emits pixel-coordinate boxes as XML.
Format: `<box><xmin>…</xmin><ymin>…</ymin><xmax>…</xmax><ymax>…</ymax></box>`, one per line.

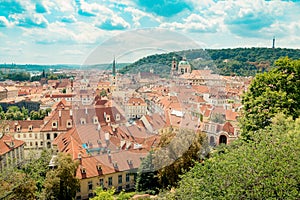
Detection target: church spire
<box><xmin>112</xmin><ymin>57</ymin><xmax>116</xmax><ymax>76</ymax></box>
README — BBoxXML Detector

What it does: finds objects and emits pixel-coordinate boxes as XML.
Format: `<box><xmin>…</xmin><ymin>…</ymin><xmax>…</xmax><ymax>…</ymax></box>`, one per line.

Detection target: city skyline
<box><xmin>1</xmin><ymin>0</ymin><xmax>300</xmax><ymax>64</ymax></box>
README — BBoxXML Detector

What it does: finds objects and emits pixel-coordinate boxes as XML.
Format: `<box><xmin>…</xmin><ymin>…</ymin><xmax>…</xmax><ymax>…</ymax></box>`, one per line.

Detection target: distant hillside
<box><xmin>0</xmin><ymin>63</ymin><xmax>129</xmax><ymax>72</ymax></box>
<box><xmin>119</xmin><ymin>48</ymin><xmax>300</xmax><ymax>77</ymax></box>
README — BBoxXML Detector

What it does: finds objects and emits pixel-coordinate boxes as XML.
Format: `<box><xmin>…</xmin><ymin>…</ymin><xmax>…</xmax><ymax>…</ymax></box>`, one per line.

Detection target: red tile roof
<box><xmin>0</xmin><ymin>135</ymin><xmax>25</xmax><ymax>156</ymax></box>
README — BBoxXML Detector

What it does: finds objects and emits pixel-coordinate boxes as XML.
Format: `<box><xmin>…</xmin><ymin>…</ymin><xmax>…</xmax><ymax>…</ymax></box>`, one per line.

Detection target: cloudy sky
<box><xmin>0</xmin><ymin>0</ymin><xmax>300</xmax><ymax>64</ymax></box>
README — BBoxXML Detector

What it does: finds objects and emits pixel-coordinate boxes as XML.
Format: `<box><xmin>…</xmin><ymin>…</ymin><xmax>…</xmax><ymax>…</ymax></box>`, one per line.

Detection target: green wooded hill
<box><xmin>119</xmin><ymin>48</ymin><xmax>300</xmax><ymax>77</ymax></box>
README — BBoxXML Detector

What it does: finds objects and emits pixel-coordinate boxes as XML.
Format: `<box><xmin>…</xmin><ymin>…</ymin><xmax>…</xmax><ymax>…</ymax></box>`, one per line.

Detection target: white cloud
<box><xmin>160</xmin><ymin>13</ymin><xmax>220</xmax><ymax>33</ymax></box>
<box><xmin>51</xmin><ymin>0</ymin><xmax>75</xmax><ymax>12</ymax></box>
<box><xmin>23</xmin><ymin>21</ymin><xmax>108</xmax><ymax>45</ymax></box>
<box><xmin>61</xmin><ymin>49</ymin><xmax>84</xmax><ymax>55</ymax></box>
<box><xmin>0</xmin><ymin>16</ymin><xmax>13</xmax><ymax>27</ymax></box>
<box><xmin>124</xmin><ymin>7</ymin><xmax>160</xmax><ymax>27</ymax></box>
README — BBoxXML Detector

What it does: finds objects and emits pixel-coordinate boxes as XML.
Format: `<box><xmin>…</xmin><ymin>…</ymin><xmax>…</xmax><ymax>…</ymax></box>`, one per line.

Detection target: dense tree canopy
<box><xmin>0</xmin><ymin>105</ymin><xmax>51</xmax><ymax>120</ymax></box>
<box><xmin>0</xmin><ymin>150</ymin><xmax>52</xmax><ymax>199</ymax></box>
<box><xmin>42</xmin><ymin>153</ymin><xmax>80</xmax><ymax>200</ymax></box>
<box><xmin>119</xmin><ymin>48</ymin><xmax>300</xmax><ymax>77</ymax></box>
<box><xmin>173</xmin><ymin>114</ymin><xmax>300</xmax><ymax>199</ymax></box>
<box><xmin>136</xmin><ymin>129</ymin><xmax>209</xmax><ymax>193</ymax></box>
<box><xmin>240</xmin><ymin>57</ymin><xmax>300</xmax><ymax>138</ymax></box>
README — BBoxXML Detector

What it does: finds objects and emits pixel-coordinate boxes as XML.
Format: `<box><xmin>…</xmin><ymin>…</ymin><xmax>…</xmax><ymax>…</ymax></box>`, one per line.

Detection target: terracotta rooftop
<box><xmin>0</xmin><ymin>135</ymin><xmax>25</xmax><ymax>156</ymax></box>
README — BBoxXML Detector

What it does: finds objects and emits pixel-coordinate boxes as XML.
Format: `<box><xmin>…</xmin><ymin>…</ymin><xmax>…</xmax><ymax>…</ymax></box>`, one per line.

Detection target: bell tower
<box><xmin>171</xmin><ymin>56</ymin><xmax>177</xmax><ymax>77</ymax></box>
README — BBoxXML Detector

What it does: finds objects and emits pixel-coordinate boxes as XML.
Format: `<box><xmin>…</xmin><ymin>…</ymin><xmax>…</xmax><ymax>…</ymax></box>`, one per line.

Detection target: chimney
<box><xmin>59</xmin><ymin>110</ymin><xmax>61</xmax><ymax>118</ymax></box>
<box><xmin>85</xmin><ymin>107</ymin><xmax>88</xmax><ymax>115</ymax></box>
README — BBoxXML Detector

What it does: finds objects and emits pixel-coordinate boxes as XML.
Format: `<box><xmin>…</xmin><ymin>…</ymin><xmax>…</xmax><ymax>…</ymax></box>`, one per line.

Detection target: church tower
<box><xmin>171</xmin><ymin>56</ymin><xmax>177</xmax><ymax>76</ymax></box>
<box><xmin>110</xmin><ymin>57</ymin><xmax>117</xmax><ymax>92</ymax></box>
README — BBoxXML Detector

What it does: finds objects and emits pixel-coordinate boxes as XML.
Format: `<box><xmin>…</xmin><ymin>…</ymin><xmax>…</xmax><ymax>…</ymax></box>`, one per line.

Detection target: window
<box><xmin>99</xmin><ymin>178</ymin><xmax>104</xmax><ymax>187</ymax></box>
<box><xmin>54</xmin><ymin>133</ymin><xmax>58</xmax><ymax>138</ymax></box>
<box><xmin>126</xmin><ymin>174</ymin><xmax>130</xmax><ymax>182</ymax></box>
<box><xmin>108</xmin><ymin>177</ymin><xmax>113</xmax><ymax>186</ymax></box>
<box><xmin>88</xmin><ymin>181</ymin><xmax>93</xmax><ymax>191</ymax></box>
<box><xmin>35</xmin><ymin>134</ymin><xmax>38</xmax><ymax>139</ymax></box>
<box><xmin>52</xmin><ymin>121</ymin><xmax>57</xmax><ymax>128</ymax></box>
<box><xmin>17</xmin><ymin>134</ymin><xmax>20</xmax><ymax>138</ymax></box>
<box><xmin>80</xmin><ymin>118</ymin><xmax>86</xmax><ymax>125</ymax></box>
<box><xmin>204</xmin><ymin>124</ymin><xmax>209</xmax><ymax>131</ymax></box>
<box><xmin>29</xmin><ymin>133</ymin><xmax>32</xmax><ymax>138</ymax></box>
<box><xmin>93</xmin><ymin>116</ymin><xmax>98</xmax><ymax>124</ymax></box>
<box><xmin>66</xmin><ymin>120</ymin><xmax>72</xmax><ymax>128</ymax></box>
<box><xmin>47</xmin><ymin>133</ymin><xmax>51</xmax><ymax>140</ymax></box>
<box><xmin>118</xmin><ymin>175</ymin><xmax>122</xmax><ymax>184</ymax></box>
<box><xmin>118</xmin><ymin>186</ymin><xmax>122</xmax><ymax>191</ymax></box>
<box><xmin>23</xmin><ymin>133</ymin><xmax>26</xmax><ymax>138</ymax></box>
<box><xmin>40</xmin><ymin>141</ymin><xmax>43</xmax><ymax>146</ymax></box>
<box><xmin>126</xmin><ymin>184</ymin><xmax>130</xmax><ymax>190</ymax></box>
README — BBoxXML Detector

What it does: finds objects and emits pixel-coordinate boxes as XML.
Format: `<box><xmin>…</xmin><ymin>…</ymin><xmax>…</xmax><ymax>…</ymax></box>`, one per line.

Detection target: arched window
<box><xmin>47</xmin><ymin>142</ymin><xmax>51</xmax><ymax>148</ymax></box>
<box><xmin>219</xmin><ymin>135</ymin><xmax>227</xmax><ymax>145</ymax></box>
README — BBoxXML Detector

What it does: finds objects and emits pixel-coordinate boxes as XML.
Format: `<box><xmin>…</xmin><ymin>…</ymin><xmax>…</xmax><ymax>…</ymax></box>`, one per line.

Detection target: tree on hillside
<box><xmin>22</xmin><ymin>149</ymin><xmax>52</xmax><ymax>196</ymax></box>
<box><xmin>135</xmin><ymin>150</ymin><xmax>159</xmax><ymax>194</ymax></box>
<box><xmin>136</xmin><ymin>129</ymin><xmax>209</xmax><ymax>192</ymax></box>
<box><xmin>42</xmin><ymin>153</ymin><xmax>80</xmax><ymax>200</ymax></box>
<box><xmin>155</xmin><ymin>130</ymin><xmax>208</xmax><ymax>188</ymax></box>
<box><xmin>240</xmin><ymin>57</ymin><xmax>300</xmax><ymax>139</ymax></box>
<box><xmin>174</xmin><ymin>114</ymin><xmax>300</xmax><ymax>199</ymax></box>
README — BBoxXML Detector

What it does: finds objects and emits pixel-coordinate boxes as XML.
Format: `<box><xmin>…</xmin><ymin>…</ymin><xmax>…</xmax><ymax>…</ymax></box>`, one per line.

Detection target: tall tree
<box><xmin>174</xmin><ymin>114</ymin><xmax>300</xmax><ymax>199</ymax></box>
<box><xmin>240</xmin><ymin>57</ymin><xmax>300</xmax><ymax>139</ymax></box>
<box><xmin>42</xmin><ymin>153</ymin><xmax>80</xmax><ymax>200</ymax></box>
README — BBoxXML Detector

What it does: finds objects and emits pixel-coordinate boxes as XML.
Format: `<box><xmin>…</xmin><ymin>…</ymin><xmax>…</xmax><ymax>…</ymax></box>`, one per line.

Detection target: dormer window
<box><xmin>28</xmin><ymin>125</ymin><xmax>33</xmax><ymax>131</ymax></box>
<box><xmin>116</xmin><ymin>114</ymin><xmax>120</xmax><ymax>121</ymax></box>
<box><xmin>105</xmin><ymin>115</ymin><xmax>110</xmax><ymax>123</ymax></box>
<box><xmin>80</xmin><ymin>118</ymin><xmax>86</xmax><ymax>125</ymax></box>
<box><xmin>5</xmin><ymin>126</ymin><xmax>9</xmax><ymax>132</ymax></box>
<box><xmin>52</xmin><ymin>121</ymin><xmax>58</xmax><ymax>128</ymax></box>
<box><xmin>81</xmin><ymin>167</ymin><xmax>86</xmax><ymax>174</ymax></box>
<box><xmin>66</xmin><ymin>120</ymin><xmax>72</xmax><ymax>128</ymax></box>
<box><xmin>96</xmin><ymin>164</ymin><xmax>102</xmax><ymax>171</ymax></box>
<box><xmin>16</xmin><ymin>126</ymin><xmax>21</xmax><ymax>132</ymax></box>
<box><xmin>93</xmin><ymin>116</ymin><xmax>98</xmax><ymax>124</ymax></box>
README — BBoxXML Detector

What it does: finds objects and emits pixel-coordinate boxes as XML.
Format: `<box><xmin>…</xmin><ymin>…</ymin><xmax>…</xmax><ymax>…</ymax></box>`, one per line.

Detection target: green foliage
<box><xmin>119</xmin><ymin>48</ymin><xmax>300</xmax><ymax>77</ymax></box>
<box><xmin>100</xmin><ymin>89</ymin><xmax>107</xmax><ymax>97</ymax></box>
<box><xmin>136</xmin><ymin>129</ymin><xmax>209</xmax><ymax>193</ymax></box>
<box><xmin>42</xmin><ymin>153</ymin><xmax>80</xmax><ymax>200</ymax></box>
<box><xmin>91</xmin><ymin>187</ymin><xmax>115</xmax><ymax>200</ymax></box>
<box><xmin>136</xmin><ymin>151</ymin><xmax>159</xmax><ymax>193</ymax></box>
<box><xmin>240</xmin><ymin>57</ymin><xmax>300</xmax><ymax>138</ymax></box>
<box><xmin>22</xmin><ymin>149</ymin><xmax>52</xmax><ymax>196</ymax></box>
<box><xmin>116</xmin><ymin>190</ymin><xmax>135</xmax><ymax>200</ymax></box>
<box><xmin>0</xmin><ymin>105</ymin><xmax>49</xmax><ymax>120</ymax></box>
<box><xmin>90</xmin><ymin>187</ymin><xmax>135</xmax><ymax>200</ymax></box>
<box><xmin>155</xmin><ymin>130</ymin><xmax>209</xmax><ymax>188</ymax></box>
<box><xmin>0</xmin><ymin>150</ymin><xmax>52</xmax><ymax>199</ymax></box>
<box><xmin>174</xmin><ymin>114</ymin><xmax>300</xmax><ymax>199</ymax></box>
<box><xmin>2</xmin><ymin>71</ymin><xmax>31</xmax><ymax>81</ymax></box>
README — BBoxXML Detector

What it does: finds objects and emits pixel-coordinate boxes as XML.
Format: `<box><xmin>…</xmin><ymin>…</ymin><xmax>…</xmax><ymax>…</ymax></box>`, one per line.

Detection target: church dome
<box><xmin>178</xmin><ymin>60</ymin><xmax>189</xmax><ymax>66</ymax></box>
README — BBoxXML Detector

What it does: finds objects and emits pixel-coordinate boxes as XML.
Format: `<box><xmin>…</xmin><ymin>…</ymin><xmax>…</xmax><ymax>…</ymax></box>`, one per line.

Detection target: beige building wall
<box><xmin>76</xmin><ymin>171</ymin><xmax>136</xmax><ymax>200</ymax></box>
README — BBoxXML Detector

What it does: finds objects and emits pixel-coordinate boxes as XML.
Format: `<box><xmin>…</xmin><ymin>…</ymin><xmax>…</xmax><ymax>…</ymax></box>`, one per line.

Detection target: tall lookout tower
<box><xmin>272</xmin><ymin>36</ymin><xmax>275</xmax><ymax>49</ymax></box>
